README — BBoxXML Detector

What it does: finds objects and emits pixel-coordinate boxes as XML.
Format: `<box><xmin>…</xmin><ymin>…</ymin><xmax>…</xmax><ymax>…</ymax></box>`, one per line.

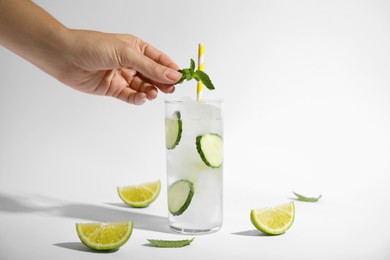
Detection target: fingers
<box><xmin>116</xmin><ymin>88</ymin><xmax>147</xmax><ymax>105</ymax></box>
<box><xmin>104</xmin><ymin>35</ymin><xmax>181</xmax><ymax>105</ymax></box>
<box><xmin>143</xmin><ymin>43</ymin><xmax>180</xmax><ymax>71</ymax></box>
<box><xmin>101</xmin><ymin>69</ymin><xmax>157</xmax><ymax>105</ymax></box>
<box><xmin>130</xmin><ymin>50</ymin><xmax>182</xmax><ymax>85</ymax></box>
<box><xmin>117</xmin><ymin>37</ymin><xmax>182</xmax><ymax>86</ymax></box>
<box><xmin>120</xmin><ymin>68</ymin><xmax>158</xmax><ymax>100</ymax></box>
<box><xmin>158</xmin><ymin>84</ymin><xmax>175</xmax><ymax>94</ymax></box>
<box><xmin>128</xmin><ymin>75</ymin><xmax>158</xmax><ymax>100</ymax></box>
<box><xmin>136</xmin><ymin>72</ymin><xmax>175</xmax><ymax>94</ymax></box>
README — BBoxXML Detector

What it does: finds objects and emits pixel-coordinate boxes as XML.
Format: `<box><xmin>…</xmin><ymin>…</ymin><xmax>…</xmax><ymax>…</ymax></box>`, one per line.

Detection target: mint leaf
<box><xmin>190</xmin><ymin>59</ymin><xmax>195</xmax><ymax>72</ymax></box>
<box><xmin>176</xmin><ymin>71</ymin><xmax>186</xmax><ymax>84</ymax></box>
<box><xmin>177</xmin><ymin>68</ymin><xmax>191</xmax><ymax>84</ymax></box>
<box><xmin>176</xmin><ymin>58</ymin><xmax>215</xmax><ymax>90</ymax></box>
<box><xmin>293</xmin><ymin>192</ymin><xmax>322</xmax><ymax>202</ymax></box>
<box><xmin>147</xmin><ymin>237</ymin><xmax>195</xmax><ymax>248</ymax></box>
<box><xmin>194</xmin><ymin>70</ymin><xmax>215</xmax><ymax>90</ymax></box>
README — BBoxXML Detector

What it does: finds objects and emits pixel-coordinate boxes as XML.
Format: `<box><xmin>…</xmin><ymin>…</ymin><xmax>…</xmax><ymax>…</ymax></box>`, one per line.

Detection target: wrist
<box><xmin>31</xmin><ymin>24</ymin><xmax>75</xmax><ymax>81</ymax></box>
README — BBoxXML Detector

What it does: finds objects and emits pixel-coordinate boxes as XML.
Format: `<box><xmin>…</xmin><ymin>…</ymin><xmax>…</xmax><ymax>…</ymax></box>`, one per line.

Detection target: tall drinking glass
<box><xmin>164</xmin><ymin>99</ymin><xmax>223</xmax><ymax>234</ymax></box>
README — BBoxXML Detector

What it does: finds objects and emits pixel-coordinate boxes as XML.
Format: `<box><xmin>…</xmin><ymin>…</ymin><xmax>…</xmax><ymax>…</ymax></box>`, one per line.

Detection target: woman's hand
<box><xmin>0</xmin><ymin>0</ymin><xmax>181</xmax><ymax>105</ymax></box>
<box><xmin>60</xmin><ymin>30</ymin><xmax>182</xmax><ymax>105</ymax></box>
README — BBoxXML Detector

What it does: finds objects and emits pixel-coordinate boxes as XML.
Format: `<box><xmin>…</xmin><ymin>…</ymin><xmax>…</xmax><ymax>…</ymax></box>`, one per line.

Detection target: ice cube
<box><xmin>179</xmin><ymin>99</ymin><xmax>222</xmax><ymax>121</ymax></box>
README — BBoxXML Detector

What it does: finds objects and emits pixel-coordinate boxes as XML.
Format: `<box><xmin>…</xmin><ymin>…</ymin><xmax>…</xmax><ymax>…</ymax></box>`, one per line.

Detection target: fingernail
<box><xmin>135</xmin><ymin>93</ymin><xmax>147</xmax><ymax>105</ymax></box>
<box><xmin>148</xmin><ymin>89</ymin><xmax>158</xmax><ymax>100</ymax></box>
<box><xmin>167</xmin><ymin>85</ymin><xmax>175</xmax><ymax>94</ymax></box>
<box><xmin>165</xmin><ymin>69</ymin><xmax>182</xmax><ymax>82</ymax></box>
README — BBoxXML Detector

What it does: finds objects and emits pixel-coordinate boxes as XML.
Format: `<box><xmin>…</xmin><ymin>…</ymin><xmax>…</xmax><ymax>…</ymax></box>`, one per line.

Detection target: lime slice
<box><xmin>165</xmin><ymin>111</ymin><xmax>182</xmax><ymax>150</ymax></box>
<box><xmin>76</xmin><ymin>221</ymin><xmax>133</xmax><ymax>251</ymax></box>
<box><xmin>250</xmin><ymin>201</ymin><xmax>295</xmax><ymax>235</ymax></box>
<box><xmin>118</xmin><ymin>180</ymin><xmax>161</xmax><ymax>208</ymax></box>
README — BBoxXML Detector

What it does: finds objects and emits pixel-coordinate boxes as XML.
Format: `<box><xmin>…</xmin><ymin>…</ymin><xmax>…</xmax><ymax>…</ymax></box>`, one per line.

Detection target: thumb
<box><xmin>123</xmin><ymin>48</ymin><xmax>182</xmax><ymax>85</ymax></box>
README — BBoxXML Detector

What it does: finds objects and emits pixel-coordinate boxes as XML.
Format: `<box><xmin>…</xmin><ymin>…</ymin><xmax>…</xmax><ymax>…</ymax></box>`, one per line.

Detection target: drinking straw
<box><xmin>196</xmin><ymin>43</ymin><xmax>205</xmax><ymax>102</ymax></box>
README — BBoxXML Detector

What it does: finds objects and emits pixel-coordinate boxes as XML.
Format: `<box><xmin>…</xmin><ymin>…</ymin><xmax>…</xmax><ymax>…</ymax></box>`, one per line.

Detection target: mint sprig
<box><xmin>147</xmin><ymin>237</ymin><xmax>195</xmax><ymax>248</ymax></box>
<box><xmin>176</xmin><ymin>59</ymin><xmax>215</xmax><ymax>90</ymax></box>
<box><xmin>293</xmin><ymin>192</ymin><xmax>322</xmax><ymax>202</ymax></box>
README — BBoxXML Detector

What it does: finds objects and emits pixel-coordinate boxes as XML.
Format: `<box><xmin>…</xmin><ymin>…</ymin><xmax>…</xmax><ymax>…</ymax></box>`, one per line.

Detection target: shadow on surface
<box><xmin>53</xmin><ymin>242</ymin><xmax>118</xmax><ymax>253</ymax></box>
<box><xmin>0</xmin><ymin>192</ymin><xmax>173</xmax><ymax>234</ymax></box>
<box><xmin>0</xmin><ymin>192</ymin><xmax>40</xmax><ymax>213</ymax></box>
<box><xmin>142</xmin><ymin>243</ymin><xmax>157</xmax><ymax>248</ymax></box>
<box><xmin>231</xmin><ymin>229</ymin><xmax>271</xmax><ymax>237</ymax></box>
<box><xmin>104</xmin><ymin>202</ymin><xmax>137</xmax><ymax>209</ymax></box>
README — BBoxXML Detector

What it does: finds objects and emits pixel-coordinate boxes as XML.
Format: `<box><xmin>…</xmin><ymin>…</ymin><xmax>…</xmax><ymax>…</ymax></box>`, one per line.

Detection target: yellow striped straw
<box><xmin>197</xmin><ymin>43</ymin><xmax>205</xmax><ymax>102</ymax></box>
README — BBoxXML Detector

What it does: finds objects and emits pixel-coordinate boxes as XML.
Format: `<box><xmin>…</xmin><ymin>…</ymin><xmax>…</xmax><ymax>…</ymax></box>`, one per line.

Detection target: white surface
<box><xmin>1</xmin><ymin>0</ymin><xmax>390</xmax><ymax>259</ymax></box>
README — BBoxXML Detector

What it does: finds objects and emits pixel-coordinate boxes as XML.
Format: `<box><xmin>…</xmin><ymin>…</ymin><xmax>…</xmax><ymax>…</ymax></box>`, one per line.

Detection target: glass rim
<box><xmin>164</xmin><ymin>98</ymin><xmax>223</xmax><ymax>104</ymax></box>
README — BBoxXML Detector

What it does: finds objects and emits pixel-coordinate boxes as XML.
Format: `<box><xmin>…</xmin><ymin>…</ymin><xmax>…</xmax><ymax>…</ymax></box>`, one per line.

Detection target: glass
<box><xmin>164</xmin><ymin>99</ymin><xmax>223</xmax><ymax>234</ymax></box>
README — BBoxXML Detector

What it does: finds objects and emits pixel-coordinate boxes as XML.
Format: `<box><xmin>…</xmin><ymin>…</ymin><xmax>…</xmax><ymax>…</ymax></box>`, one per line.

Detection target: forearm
<box><xmin>0</xmin><ymin>0</ymin><xmax>181</xmax><ymax>104</ymax></box>
<box><xmin>0</xmin><ymin>0</ymin><xmax>72</xmax><ymax>78</ymax></box>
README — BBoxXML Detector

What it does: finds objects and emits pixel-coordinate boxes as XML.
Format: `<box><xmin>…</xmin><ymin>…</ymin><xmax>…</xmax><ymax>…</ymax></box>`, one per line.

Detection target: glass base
<box><xmin>169</xmin><ymin>225</ymin><xmax>221</xmax><ymax>235</ymax></box>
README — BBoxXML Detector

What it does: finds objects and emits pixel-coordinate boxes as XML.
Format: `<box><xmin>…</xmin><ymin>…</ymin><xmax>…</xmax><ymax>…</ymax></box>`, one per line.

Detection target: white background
<box><xmin>1</xmin><ymin>0</ymin><xmax>390</xmax><ymax>259</ymax></box>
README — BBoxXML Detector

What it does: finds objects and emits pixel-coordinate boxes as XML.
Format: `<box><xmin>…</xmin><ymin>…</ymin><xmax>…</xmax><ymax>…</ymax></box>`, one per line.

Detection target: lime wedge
<box><xmin>76</xmin><ymin>221</ymin><xmax>133</xmax><ymax>251</ymax></box>
<box><xmin>118</xmin><ymin>180</ymin><xmax>160</xmax><ymax>208</ymax></box>
<box><xmin>250</xmin><ymin>201</ymin><xmax>295</xmax><ymax>235</ymax></box>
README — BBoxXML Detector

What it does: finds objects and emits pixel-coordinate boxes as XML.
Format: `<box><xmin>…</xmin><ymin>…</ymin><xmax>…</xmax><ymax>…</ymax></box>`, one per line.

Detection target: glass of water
<box><xmin>164</xmin><ymin>99</ymin><xmax>223</xmax><ymax>234</ymax></box>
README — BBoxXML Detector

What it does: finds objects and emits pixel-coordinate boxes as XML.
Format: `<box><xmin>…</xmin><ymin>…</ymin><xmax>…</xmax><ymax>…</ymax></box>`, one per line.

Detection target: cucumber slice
<box><xmin>165</xmin><ymin>111</ymin><xmax>182</xmax><ymax>150</ymax></box>
<box><xmin>168</xmin><ymin>180</ymin><xmax>194</xmax><ymax>216</ymax></box>
<box><xmin>196</xmin><ymin>133</ymin><xmax>223</xmax><ymax>168</ymax></box>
